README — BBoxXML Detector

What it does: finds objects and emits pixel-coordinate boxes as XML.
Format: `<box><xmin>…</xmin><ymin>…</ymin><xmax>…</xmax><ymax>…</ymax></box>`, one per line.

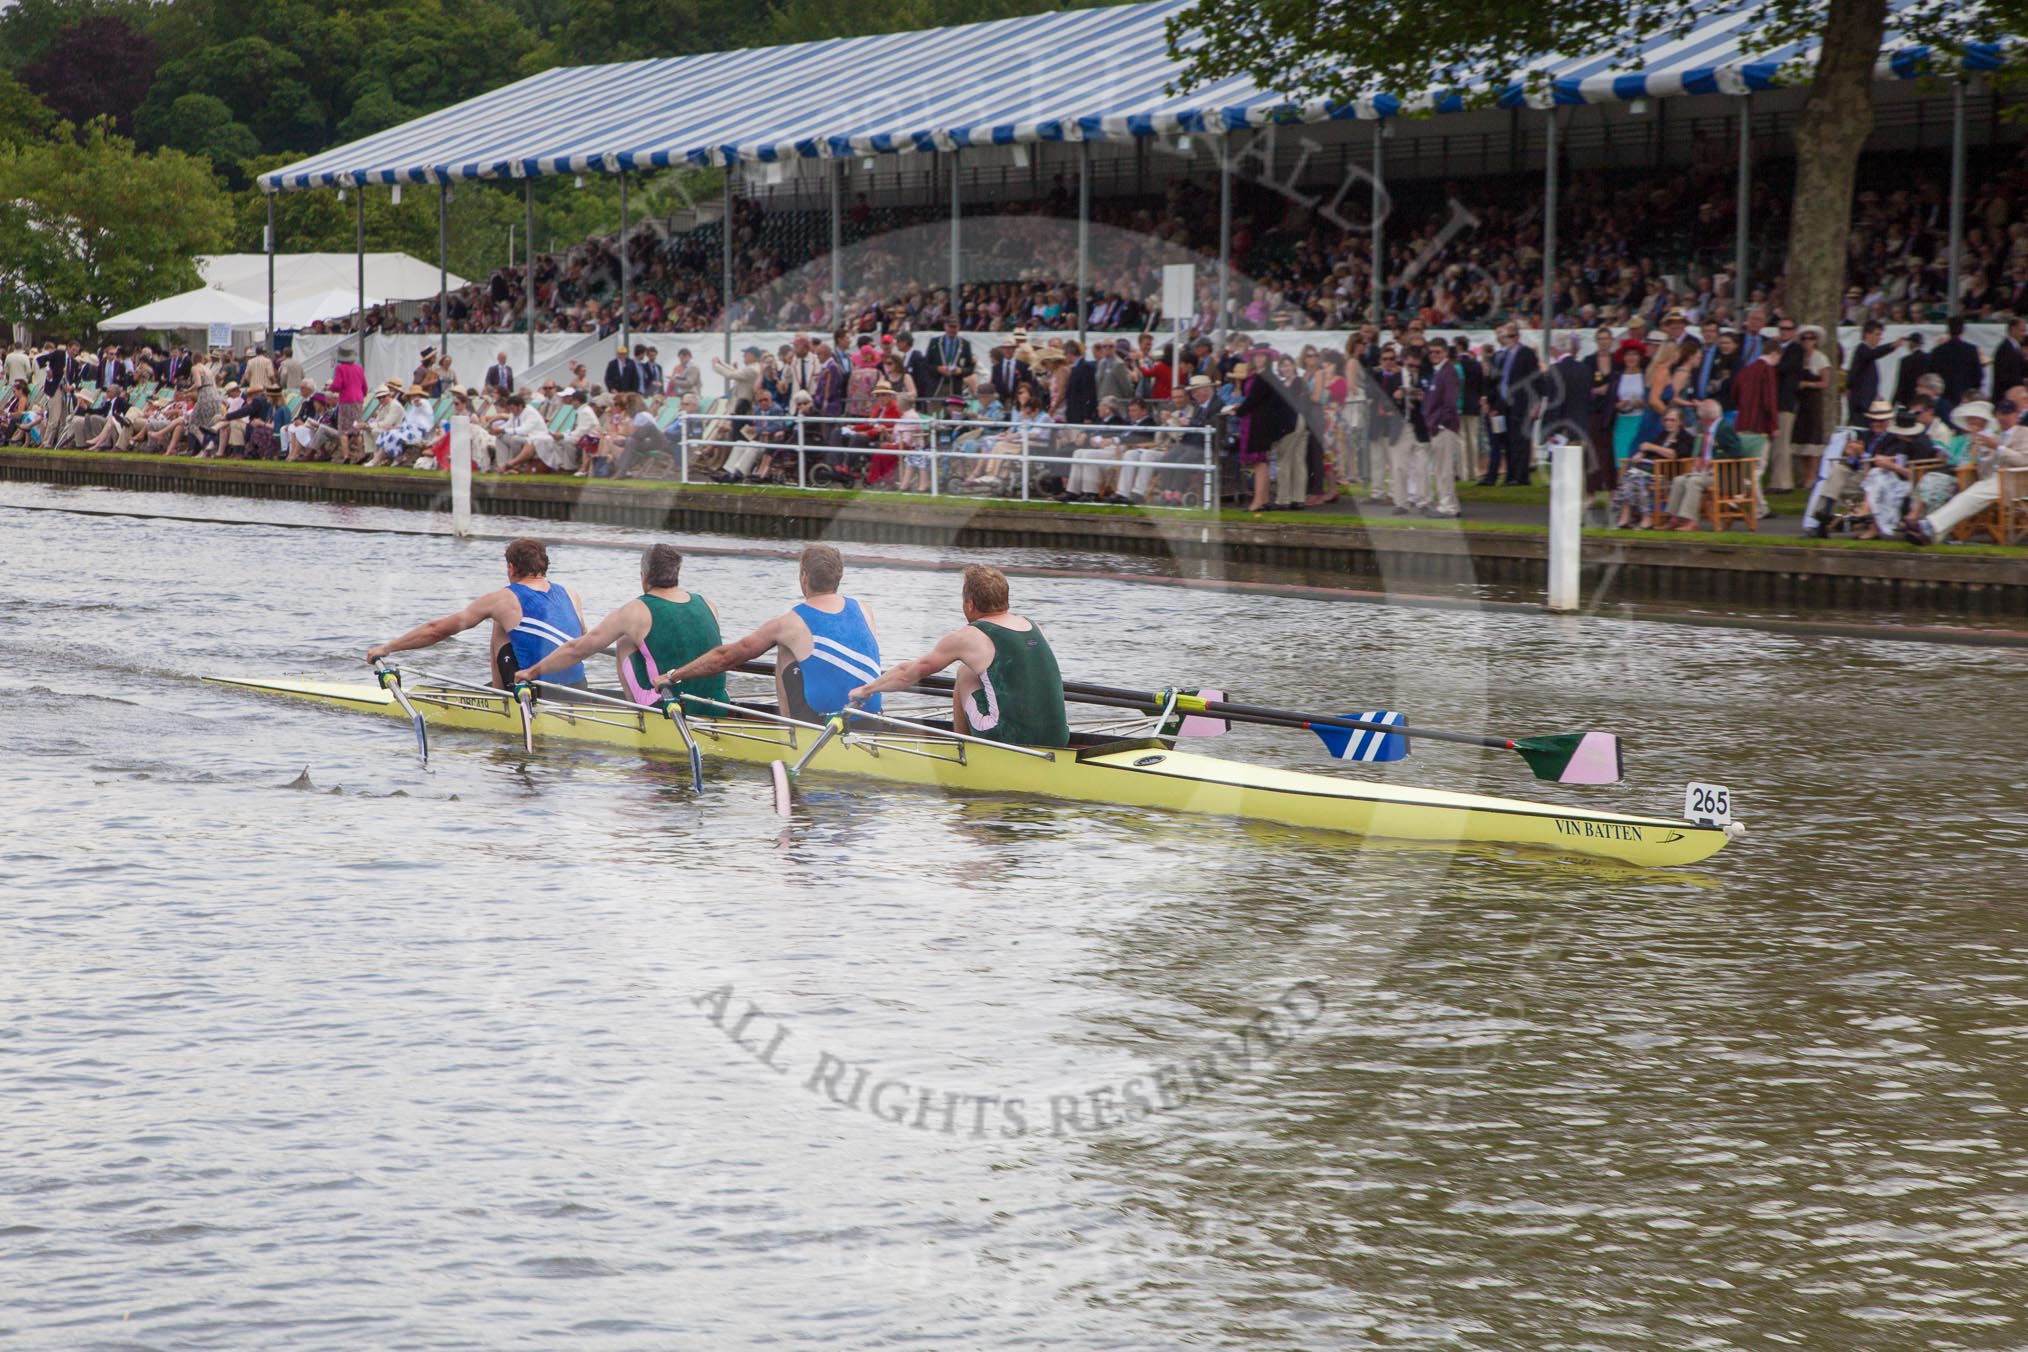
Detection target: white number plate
<box><xmin>1683</xmin><ymin>782</ymin><xmax>1732</xmax><ymax>826</ymax></box>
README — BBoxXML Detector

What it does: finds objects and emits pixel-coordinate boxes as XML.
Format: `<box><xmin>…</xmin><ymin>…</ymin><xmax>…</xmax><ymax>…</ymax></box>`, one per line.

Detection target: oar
<box><xmin>372</xmin><ymin>660</ymin><xmax>429</xmax><ymax>764</ymax></box>
<box><xmin>510</xmin><ymin>680</ymin><xmax>537</xmax><ymax>753</ymax></box>
<box><xmin>1065</xmin><ymin>683</ymin><xmax>1622</xmax><ymax>784</ymax></box>
<box><xmin>504</xmin><ymin>677</ymin><xmax>706</xmax><ymax>794</ymax></box>
<box><xmin>658</xmin><ymin>692</ymin><xmax>706</xmax><ymax>794</ymax></box>
<box><xmin>769</xmin><ymin>705</ymin><xmax>853</xmax><ymax>816</ymax></box>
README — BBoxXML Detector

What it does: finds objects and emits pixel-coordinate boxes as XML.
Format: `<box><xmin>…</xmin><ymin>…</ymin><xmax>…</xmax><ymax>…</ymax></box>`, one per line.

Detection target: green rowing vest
<box><xmin>966</xmin><ymin>619</ymin><xmax>1069</xmax><ymax>748</ymax></box>
<box><xmin>628</xmin><ymin>592</ymin><xmax>728</xmax><ymax>710</ymax></box>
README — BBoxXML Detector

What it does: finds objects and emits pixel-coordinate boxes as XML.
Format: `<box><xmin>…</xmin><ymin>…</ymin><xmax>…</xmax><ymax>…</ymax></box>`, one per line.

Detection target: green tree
<box><xmin>1165</xmin><ymin>0</ymin><xmax>2003</xmax><ymax>360</ymax></box>
<box><xmin>0</xmin><ymin>71</ymin><xmax>57</xmax><ymax>149</ymax></box>
<box><xmin>161</xmin><ymin>91</ymin><xmax>259</xmax><ymax>179</ymax></box>
<box><xmin>0</xmin><ymin>120</ymin><xmax>232</xmax><ymax>336</ymax></box>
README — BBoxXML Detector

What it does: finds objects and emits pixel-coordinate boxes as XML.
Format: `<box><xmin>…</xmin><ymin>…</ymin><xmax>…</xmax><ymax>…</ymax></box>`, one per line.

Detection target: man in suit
<box><xmin>668</xmin><ymin>348</ymin><xmax>703</xmax><ymax>400</ymax></box>
<box><xmin>1993</xmin><ymin>317</ymin><xmax>2027</xmax><ymax>398</ymax></box>
<box><xmin>1845</xmin><ymin>321</ymin><xmax>1901</xmax><ymax>425</ymax></box>
<box><xmin>1767</xmin><ymin>316</ymin><xmax>1806</xmax><ymax>491</ymax></box>
<box><xmin>484</xmin><ymin>352</ymin><xmax>515</xmax><ymax>395</ymax></box>
<box><xmin>783</xmin><ymin>335</ymin><xmax>821</xmax><ymax>403</ymax></box>
<box><xmin>1452</xmin><ymin>338</ymin><xmax>1485</xmax><ymax>480</ymax></box>
<box><xmin>988</xmin><ymin>340</ymin><xmax>1031</xmax><ymax>405</ymax></box>
<box><xmin>604</xmin><ymin>344</ymin><xmax>642</xmax><ymax>395</ymax></box>
<box><xmin>1480</xmin><ymin>324</ymin><xmax>1540</xmax><ymax>485</ymax></box>
<box><xmin>811</xmin><ymin>341</ymin><xmax>851</xmax><ymax>452</ymax></box>
<box><xmin>1061</xmin><ymin>340</ymin><xmax>1099</xmax><ymax>427</ymax></box>
<box><xmin>1894</xmin><ymin>332</ymin><xmax>1931</xmax><ymax>406</ymax></box>
<box><xmin>928</xmin><ymin>318</ymin><xmax>974</xmax><ymax>403</ymax></box>
<box><xmin>1929</xmin><ymin>315</ymin><xmax>1983</xmax><ymax>409</ymax></box>
<box><xmin>1419</xmin><ymin>337</ymin><xmax>1464</xmax><ymax>517</ymax></box>
<box><xmin>897</xmin><ymin>333</ymin><xmax>938</xmax><ymax>404</ymax></box>
<box><xmin>1666</xmin><ymin>399</ymin><xmax>1747</xmax><ymax>529</ymax></box>
<box><xmin>1096</xmin><ymin>338</ymin><xmax>1138</xmax><ymax>408</ymax></box>
<box><xmin>642</xmin><ymin>347</ymin><xmax>665</xmax><ymax>395</ymax></box>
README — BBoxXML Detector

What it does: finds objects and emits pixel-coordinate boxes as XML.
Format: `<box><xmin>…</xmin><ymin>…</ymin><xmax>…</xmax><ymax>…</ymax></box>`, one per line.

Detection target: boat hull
<box><xmin>201</xmin><ymin>676</ymin><xmax>1734</xmax><ymax>868</ymax></box>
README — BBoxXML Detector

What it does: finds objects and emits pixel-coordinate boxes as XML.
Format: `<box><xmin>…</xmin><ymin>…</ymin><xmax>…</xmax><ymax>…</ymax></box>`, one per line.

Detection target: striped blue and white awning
<box><xmin>258</xmin><ymin>0</ymin><xmax>2005</xmax><ymax>192</ymax></box>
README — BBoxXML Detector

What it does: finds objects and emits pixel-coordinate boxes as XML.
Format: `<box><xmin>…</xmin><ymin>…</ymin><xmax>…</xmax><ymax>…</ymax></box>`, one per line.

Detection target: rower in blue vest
<box><xmin>654</xmin><ymin>543</ymin><xmax>881</xmax><ymax>720</ymax></box>
<box><xmin>365</xmin><ymin>537</ymin><xmax>590</xmax><ymax>689</ymax></box>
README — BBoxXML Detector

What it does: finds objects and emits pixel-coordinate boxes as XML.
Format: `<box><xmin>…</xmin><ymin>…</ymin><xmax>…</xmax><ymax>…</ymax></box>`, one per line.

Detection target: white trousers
<box><xmin>1925</xmin><ymin>476</ymin><xmax>2002</xmax><ymax>536</ymax></box>
<box><xmin>1116</xmin><ymin>447</ymin><xmax>1163</xmax><ymax>498</ymax></box>
<box><xmin>1386</xmin><ymin>429</ymin><xmax>1427</xmax><ymax>508</ymax></box>
<box><xmin>1427</xmin><ymin>427</ymin><xmax>1462</xmax><ymax>513</ymax></box>
<box><xmin>1069</xmin><ymin>445</ymin><xmax>1119</xmax><ymax>495</ymax></box>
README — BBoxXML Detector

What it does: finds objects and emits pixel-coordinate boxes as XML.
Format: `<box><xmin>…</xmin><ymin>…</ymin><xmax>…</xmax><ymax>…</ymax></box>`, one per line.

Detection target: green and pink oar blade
<box><xmin>1514</xmin><ymin>732</ymin><xmax>1623</xmax><ymax>784</ymax></box>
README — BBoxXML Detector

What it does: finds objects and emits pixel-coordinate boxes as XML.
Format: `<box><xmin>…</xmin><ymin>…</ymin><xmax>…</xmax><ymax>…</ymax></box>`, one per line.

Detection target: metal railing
<box><xmin>630</xmin><ymin>413</ymin><xmax>1218</xmax><ymax>507</ymax></box>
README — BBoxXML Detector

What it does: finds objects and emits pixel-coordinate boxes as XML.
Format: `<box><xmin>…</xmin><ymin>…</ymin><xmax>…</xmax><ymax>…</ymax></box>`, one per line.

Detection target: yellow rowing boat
<box><xmin>203</xmin><ymin>674</ymin><xmax>1737</xmax><ymax>867</ymax></box>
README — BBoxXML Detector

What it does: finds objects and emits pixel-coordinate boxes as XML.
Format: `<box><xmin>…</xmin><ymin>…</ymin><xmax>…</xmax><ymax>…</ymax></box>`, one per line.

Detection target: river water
<box><xmin>4</xmin><ymin>483</ymin><xmax>2026</xmax><ymax>1350</ymax></box>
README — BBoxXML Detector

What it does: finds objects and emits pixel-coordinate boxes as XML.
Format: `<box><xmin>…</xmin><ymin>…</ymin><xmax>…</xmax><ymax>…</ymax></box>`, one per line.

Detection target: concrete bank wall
<box><xmin>5</xmin><ymin>451</ymin><xmax>2024</xmax><ymax>617</ymax></box>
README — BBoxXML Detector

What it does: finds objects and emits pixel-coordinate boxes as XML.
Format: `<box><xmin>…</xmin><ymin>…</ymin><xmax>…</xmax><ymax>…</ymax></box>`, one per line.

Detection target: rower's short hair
<box><xmin>504</xmin><ymin>538</ymin><xmax>549</xmax><ymax>578</ymax></box>
<box><xmin>962</xmin><ymin>564</ymin><xmax>1009</xmax><ymax>614</ymax></box>
<box><xmin>800</xmin><ymin>543</ymin><xmax>843</xmax><ymax>594</ymax></box>
<box><xmin>642</xmin><ymin>544</ymin><xmax>684</xmax><ymax>589</ymax></box>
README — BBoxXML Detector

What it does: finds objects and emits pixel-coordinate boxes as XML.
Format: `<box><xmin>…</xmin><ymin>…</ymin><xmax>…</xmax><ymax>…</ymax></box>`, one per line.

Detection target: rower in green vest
<box><xmin>515</xmin><ymin>543</ymin><xmax>728</xmax><ymax>712</ymax></box>
<box><xmin>851</xmin><ymin>563</ymin><xmax>1070</xmax><ymax>748</ymax></box>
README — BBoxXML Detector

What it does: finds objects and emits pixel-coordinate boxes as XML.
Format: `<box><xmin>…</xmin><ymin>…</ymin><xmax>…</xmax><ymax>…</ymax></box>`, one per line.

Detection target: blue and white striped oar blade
<box><xmin>1312</xmin><ymin>712</ymin><xmax>1410</xmax><ymax>762</ymax></box>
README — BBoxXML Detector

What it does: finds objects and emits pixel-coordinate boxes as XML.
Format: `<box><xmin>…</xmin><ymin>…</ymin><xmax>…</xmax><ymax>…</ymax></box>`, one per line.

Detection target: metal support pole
<box><xmin>437</xmin><ymin>180</ymin><xmax>449</xmax><ymax>359</ymax></box>
<box><xmin>264</xmin><ymin>193</ymin><xmax>275</xmax><ymax>349</ymax></box>
<box><xmin>525</xmin><ymin>177</ymin><xmax>536</xmax><ymax>372</ymax></box>
<box><xmin>1949</xmin><ymin>79</ymin><xmax>1967</xmax><ymax>315</ymax></box>
<box><xmin>1544</xmin><ymin>107</ymin><xmax>1578</xmax><ymax>614</ymax></box>
<box><xmin>619</xmin><ymin>170</ymin><xmax>631</xmax><ymax>348</ymax></box>
<box><xmin>1371</xmin><ymin>121</ymin><xmax>1385</xmax><ymax>326</ymax></box>
<box><xmin>1076</xmin><ymin>139</ymin><xmax>1090</xmax><ymax>348</ymax></box>
<box><xmin>830</xmin><ymin>158</ymin><xmax>843</xmax><ymax>319</ymax></box>
<box><xmin>1541</xmin><ymin>109</ymin><xmax>1557</xmax><ymax>365</ymax></box>
<box><xmin>1735</xmin><ymin>96</ymin><xmax>1751</xmax><ymax>314</ymax></box>
<box><xmin>949</xmin><ymin>147</ymin><xmax>961</xmax><ymax>322</ymax></box>
<box><xmin>1216</xmin><ymin>132</ymin><xmax>1232</xmax><ymax>347</ymax></box>
<box><xmin>354</xmin><ymin>184</ymin><xmax>365</xmax><ymax>362</ymax></box>
<box><xmin>722</xmin><ymin>161</ymin><xmax>736</xmax><ymax>362</ymax></box>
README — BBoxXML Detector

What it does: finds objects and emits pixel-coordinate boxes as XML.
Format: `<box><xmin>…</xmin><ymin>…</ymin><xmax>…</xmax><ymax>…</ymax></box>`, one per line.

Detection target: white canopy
<box><xmin>198</xmin><ymin>253</ymin><xmax>465</xmax><ymax>305</ymax></box>
<box><xmin>99</xmin><ymin>287</ymin><xmax>273</xmax><ymax>331</ymax></box>
<box><xmin>100</xmin><ymin>253</ymin><xmax>468</xmax><ymax>333</ymax></box>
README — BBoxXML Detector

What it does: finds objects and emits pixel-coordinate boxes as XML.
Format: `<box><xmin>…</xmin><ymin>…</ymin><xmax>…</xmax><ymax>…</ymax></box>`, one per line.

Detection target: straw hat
<box><xmin>872</xmin><ymin>380</ymin><xmax>895</xmax><ymax>395</ymax></box>
<box><xmin>1187</xmin><ymin>374</ymin><xmax>1214</xmax><ymax>390</ymax></box>
<box><xmin>1797</xmin><ymin>324</ymin><xmax>1826</xmax><ymax>341</ymax></box>
<box><xmin>1864</xmin><ymin>399</ymin><xmax>1895</xmax><ymax>420</ymax></box>
<box><xmin>404</xmin><ymin>383</ymin><xmax>430</xmax><ymax>397</ymax></box>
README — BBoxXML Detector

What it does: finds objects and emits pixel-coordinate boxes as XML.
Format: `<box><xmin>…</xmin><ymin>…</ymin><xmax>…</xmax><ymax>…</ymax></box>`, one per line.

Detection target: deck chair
<box><xmin>1705</xmin><ymin>458</ymin><xmax>1757</xmax><ymax>532</ymax></box>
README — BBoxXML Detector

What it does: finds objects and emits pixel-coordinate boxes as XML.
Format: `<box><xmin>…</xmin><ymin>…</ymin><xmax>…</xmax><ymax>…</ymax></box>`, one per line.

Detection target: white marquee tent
<box><xmin>100</xmin><ymin>252</ymin><xmax>465</xmax><ymax>334</ymax></box>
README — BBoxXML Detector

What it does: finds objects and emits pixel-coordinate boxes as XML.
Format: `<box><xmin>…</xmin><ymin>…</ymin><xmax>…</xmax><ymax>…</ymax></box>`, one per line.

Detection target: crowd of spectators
<box><xmin>307</xmin><ymin>144</ymin><xmax>2028</xmax><ymax>349</ymax></box>
<box><xmin>10</xmin><ymin>300</ymin><xmax>2026</xmax><ymax>542</ymax></box>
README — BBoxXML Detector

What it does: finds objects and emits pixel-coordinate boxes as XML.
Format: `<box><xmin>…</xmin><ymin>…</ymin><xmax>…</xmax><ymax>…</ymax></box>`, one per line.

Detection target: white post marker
<box><xmin>1547</xmin><ymin>430</ymin><xmax>1582</xmax><ymax>612</ymax></box>
<box><xmin>1162</xmin><ymin>263</ymin><xmax>1196</xmax><ymax>329</ymax></box>
<box><xmin>449</xmin><ymin>414</ymin><xmax>472</xmax><ymax>537</ymax></box>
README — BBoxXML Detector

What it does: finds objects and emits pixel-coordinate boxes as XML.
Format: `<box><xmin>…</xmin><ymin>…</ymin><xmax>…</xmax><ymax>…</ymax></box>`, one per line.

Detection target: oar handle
<box><xmin>1162</xmin><ymin>691</ymin><xmax>1509</xmax><ymax>752</ymax></box>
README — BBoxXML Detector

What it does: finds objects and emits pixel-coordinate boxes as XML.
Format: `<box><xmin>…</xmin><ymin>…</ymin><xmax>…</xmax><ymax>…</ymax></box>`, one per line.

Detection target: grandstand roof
<box><xmin>258</xmin><ymin>0</ymin><xmax>2006</xmax><ymax>193</ymax></box>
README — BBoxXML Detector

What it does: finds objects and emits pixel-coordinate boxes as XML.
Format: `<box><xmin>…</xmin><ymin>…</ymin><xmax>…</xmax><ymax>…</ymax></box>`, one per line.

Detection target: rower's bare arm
<box><xmin>521</xmin><ymin>601</ymin><xmax>643</xmax><ymax>681</ymax></box>
<box><xmin>367</xmin><ymin>591</ymin><xmax>509</xmax><ymax>663</ymax></box>
<box><xmin>852</xmin><ymin>627</ymin><xmax>987</xmax><ymax>699</ymax></box>
<box><xmin>659</xmin><ymin>616</ymin><xmax>785</xmax><ymax>687</ymax></box>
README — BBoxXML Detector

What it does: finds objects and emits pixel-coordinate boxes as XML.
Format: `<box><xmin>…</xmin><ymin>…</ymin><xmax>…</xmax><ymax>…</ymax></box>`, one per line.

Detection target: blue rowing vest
<box><xmin>788</xmin><ymin>597</ymin><xmax>881</xmax><ymax>716</ymax></box>
<box><xmin>506</xmin><ymin>581</ymin><xmax>586</xmax><ymax>686</ymax></box>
